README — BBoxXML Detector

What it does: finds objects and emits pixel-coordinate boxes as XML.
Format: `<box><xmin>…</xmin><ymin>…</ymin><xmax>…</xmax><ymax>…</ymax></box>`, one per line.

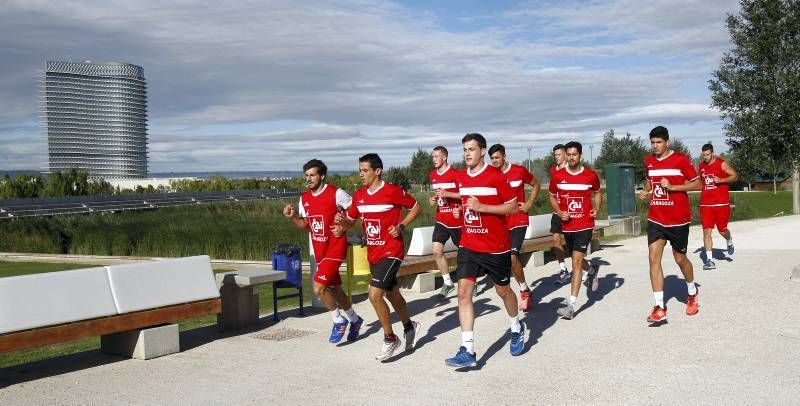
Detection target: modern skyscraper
<box><xmin>43</xmin><ymin>61</ymin><xmax>148</xmax><ymax>178</ymax></box>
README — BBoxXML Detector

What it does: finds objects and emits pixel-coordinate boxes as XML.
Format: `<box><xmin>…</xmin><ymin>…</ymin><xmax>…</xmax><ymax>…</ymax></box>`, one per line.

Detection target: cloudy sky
<box><xmin>0</xmin><ymin>0</ymin><xmax>741</xmax><ymax>172</ymax></box>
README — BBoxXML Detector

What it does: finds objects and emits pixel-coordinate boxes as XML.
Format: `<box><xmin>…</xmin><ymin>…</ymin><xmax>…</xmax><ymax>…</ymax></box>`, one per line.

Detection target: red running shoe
<box><xmin>686</xmin><ymin>287</ymin><xmax>700</xmax><ymax>316</ymax></box>
<box><xmin>519</xmin><ymin>289</ymin><xmax>532</xmax><ymax>312</ymax></box>
<box><xmin>647</xmin><ymin>306</ymin><xmax>667</xmax><ymax>323</ymax></box>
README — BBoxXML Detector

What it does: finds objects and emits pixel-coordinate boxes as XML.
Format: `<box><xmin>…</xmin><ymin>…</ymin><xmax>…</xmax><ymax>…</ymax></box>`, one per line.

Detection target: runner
<box><xmin>638</xmin><ymin>126</ymin><xmax>701</xmax><ymax>323</ymax></box>
<box><xmin>550</xmin><ymin>142</ymin><xmax>602</xmax><ymax>320</ymax></box>
<box><xmin>338</xmin><ymin>153</ymin><xmax>422</xmax><ymax>361</ymax></box>
<box><xmin>698</xmin><ymin>143</ymin><xmax>738</xmax><ymax>270</ymax></box>
<box><xmin>488</xmin><ymin>144</ymin><xmax>541</xmax><ymax>311</ymax></box>
<box><xmin>445</xmin><ymin>133</ymin><xmax>526</xmax><ymax>368</ymax></box>
<box><xmin>550</xmin><ymin>144</ymin><xmax>571</xmax><ymax>285</ymax></box>
<box><xmin>283</xmin><ymin>159</ymin><xmax>364</xmax><ymax>343</ymax></box>
<box><xmin>429</xmin><ymin>145</ymin><xmax>462</xmax><ymax>298</ymax></box>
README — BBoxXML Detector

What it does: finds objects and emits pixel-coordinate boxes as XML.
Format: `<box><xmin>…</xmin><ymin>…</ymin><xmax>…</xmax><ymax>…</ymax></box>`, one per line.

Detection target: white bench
<box><xmin>0</xmin><ymin>255</ymin><xmax>221</xmax><ymax>359</ymax></box>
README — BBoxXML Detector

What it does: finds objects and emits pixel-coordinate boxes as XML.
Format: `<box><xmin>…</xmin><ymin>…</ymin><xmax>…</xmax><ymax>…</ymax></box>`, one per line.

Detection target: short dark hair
<box><xmin>462</xmin><ymin>133</ymin><xmax>487</xmax><ymax>149</ymax></box>
<box><xmin>302</xmin><ymin>159</ymin><xmax>327</xmax><ymax>177</ymax></box>
<box><xmin>702</xmin><ymin>143</ymin><xmax>714</xmax><ymax>152</ymax></box>
<box><xmin>433</xmin><ymin>145</ymin><xmax>448</xmax><ymax>156</ymax></box>
<box><xmin>488</xmin><ymin>144</ymin><xmax>505</xmax><ymax>156</ymax></box>
<box><xmin>552</xmin><ymin>144</ymin><xmax>566</xmax><ymax>152</ymax></box>
<box><xmin>649</xmin><ymin>126</ymin><xmax>669</xmax><ymax>141</ymax></box>
<box><xmin>359</xmin><ymin>153</ymin><xmax>383</xmax><ymax>170</ymax></box>
<box><xmin>564</xmin><ymin>141</ymin><xmax>582</xmax><ymax>155</ymax></box>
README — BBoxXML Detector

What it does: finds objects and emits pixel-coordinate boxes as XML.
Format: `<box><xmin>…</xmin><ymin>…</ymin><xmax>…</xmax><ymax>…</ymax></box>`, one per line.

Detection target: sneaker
<box><xmin>445</xmin><ymin>346</ymin><xmax>477</xmax><ymax>368</ymax></box>
<box><xmin>439</xmin><ymin>283</ymin><xmax>455</xmax><ymax>298</ymax></box>
<box><xmin>727</xmin><ymin>242</ymin><xmax>735</xmax><ymax>255</ymax></box>
<box><xmin>647</xmin><ymin>306</ymin><xmax>668</xmax><ymax>323</ymax></box>
<box><xmin>585</xmin><ymin>265</ymin><xmax>600</xmax><ymax>292</ymax></box>
<box><xmin>555</xmin><ymin>269</ymin><xmax>571</xmax><ymax>285</ymax></box>
<box><xmin>403</xmin><ymin>321</ymin><xmax>421</xmax><ymax>352</ymax></box>
<box><xmin>329</xmin><ymin>320</ymin><xmax>348</xmax><ymax>343</ymax></box>
<box><xmin>509</xmin><ymin>321</ymin><xmax>526</xmax><ymax>356</ymax></box>
<box><xmin>375</xmin><ymin>336</ymin><xmax>402</xmax><ymax>361</ymax></box>
<box><xmin>557</xmin><ymin>303</ymin><xmax>575</xmax><ymax>320</ymax></box>
<box><xmin>703</xmin><ymin>259</ymin><xmax>716</xmax><ymax>270</ymax></box>
<box><xmin>347</xmin><ymin>316</ymin><xmax>364</xmax><ymax>342</ymax></box>
<box><xmin>519</xmin><ymin>289</ymin><xmax>532</xmax><ymax>312</ymax></box>
<box><xmin>473</xmin><ymin>283</ymin><xmax>479</xmax><ymax>297</ymax></box>
<box><xmin>686</xmin><ymin>287</ymin><xmax>700</xmax><ymax>316</ymax></box>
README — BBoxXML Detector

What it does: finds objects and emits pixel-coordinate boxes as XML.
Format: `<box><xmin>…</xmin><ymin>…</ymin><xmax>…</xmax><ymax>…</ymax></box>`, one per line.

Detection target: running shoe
<box><xmin>702</xmin><ymin>259</ymin><xmax>716</xmax><ymax>270</ymax></box>
<box><xmin>647</xmin><ymin>306</ymin><xmax>668</xmax><ymax>323</ymax></box>
<box><xmin>509</xmin><ymin>321</ymin><xmax>526</xmax><ymax>356</ymax></box>
<box><xmin>439</xmin><ymin>283</ymin><xmax>455</xmax><ymax>298</ymax></box>
<box><xmin>686</xmin><ymin>287</ymin><xmax>700</xmax><ymax>316</ymax></box>
<box><xmin>347</xmin><ymin>316</ymin><xmax>364</xmax><ymax>342</ymax></box>
<box><xmin>404</xmin><ymin>321</ymin><xmax>421</xmax><ymax>352</ymax></box>
<box><xmin>727</xmin><ymin>242</ymin><xmax>735</xmax><ymax>255</ymax></box>
<box><xmin>557</xmin><ymin>303</ymin><xmax>575</xmax><ymax>320</ymax></box>
<box><xmin>473</xmin><ymin>283</ymin><xmax>479</xmax><ymax>297</ymax></box>
<box><xmin>445</xmin><ymin>346</ymin><xmax>477</xmax><ymax>367</ymax></box>
<box><xmin>555</xmin><ymin>269</ymin><xmax>571</xmax><ymax>285</ymax></box>
<box><xmin>519</xmin><ymin>289</ymin><xmax>532</xmax><ymax>312</ymax></box>
<box><xmin>375</xmin><ymin>336</ymin><xmax>402</xmax><ymax>361</ymax></box>
<box><xmin>585</xmin><ymin>265</ymin><xmax>600</xmax><ymax>292</ymax></box>
<box><xmin>329</xmin><ymin>319</ymin><xmax>348</xmax><ymax>343</ymax></box>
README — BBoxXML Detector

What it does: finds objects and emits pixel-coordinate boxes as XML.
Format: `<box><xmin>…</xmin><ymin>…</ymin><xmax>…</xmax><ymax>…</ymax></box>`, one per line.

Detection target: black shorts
<box><xmin>647</xmin><ymin>221</ymin><xmax>690</xmax><ymax>254</ymax></box>
<box><xmin>369</xmin><ymin>258</ymin><xmax>402</xmax><ymax>291</ymax></box>
<box><xmin>456</xmin><ymin>247</ymin><xmax>512</xmax><ymax>286</ymax></box>
<box><xmin>509</xmin><ymin>226</ymin><xmax>527</xmax><ymax>255</ymax></box>
<box><xmin>432</xmin><ymin>223</ymin><xmax>461</xmax><ymax>246</ymax></box>
<box><xmin>564</xmin><ymin>229</ymin><xmax>593</xmax><ymax>254</ymax></box>
<box><xmin>550</xmin><ymin>213</ymin><xmax>563</xmax><ymax>234</ymax></box>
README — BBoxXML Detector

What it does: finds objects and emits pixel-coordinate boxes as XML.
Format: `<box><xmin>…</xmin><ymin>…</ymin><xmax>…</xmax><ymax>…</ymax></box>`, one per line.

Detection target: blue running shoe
<box><xmin>509</xmin><ymin>321</ymin><xmax>525</xmax><ymax>356</ymax></box>
<box><xmin>445</xmin><ymin>346</ymin><xmax>477</xmax><ymax>367</ymax></box>
<box><xmin>727</xmin><ymin>242</ymin><xmax>734</xmax><ymax>255</ymax></box>
<box><xmin>329</xmin><ymin>320</ymin><xmax>348</xmax><ymax>343</ymax></box>
<box><xmin>347</xmin><ymin>316</ymin><xmax>364</xmax><ymax>342</ymax></box>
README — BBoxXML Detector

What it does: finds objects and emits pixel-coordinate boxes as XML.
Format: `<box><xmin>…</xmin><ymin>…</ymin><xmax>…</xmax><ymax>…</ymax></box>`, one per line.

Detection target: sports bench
<box><xmin>0</xmin><ymin>255</ymin><xmax>221</xmax><ymax>360</ymax></box>
<box><xmin>397</xmin><ymin>214</ymin><xmax>600</xmax><ymax>291</ymax></box>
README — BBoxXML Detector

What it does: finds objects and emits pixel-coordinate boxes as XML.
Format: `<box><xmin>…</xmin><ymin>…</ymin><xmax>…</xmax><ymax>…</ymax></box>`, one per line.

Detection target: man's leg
<box><xmin>648</xmin><ymin>238</ymin><xmax>667</xmax><ymax>317</ymax></box>
<box><xmin>368</xmin><ymin>286</ymin><xmax>394</xmax><ymax>336</ymax></box>
<box><xmin>673</xmin><ymin>249</ymin><xmax>700</xmax><ymax>315</ymax></box>
<box><xmin>385</xmin><ymin>288</ymin><xmax>410</xmax><ymax>325</ymax></box>
<box><xmin>553</xmin><ymin>232</ymin><xmax>570</xmax><ymax>284</ymax></box>
<box><xmin>433</xmin><ymin>241</ymin><xmax>455</xmax><ymax>297</ymax></box>
<box><xmin>719</xmin><ymin>205</ymin><xmax>734</xmax><ymax>255</ymax></box>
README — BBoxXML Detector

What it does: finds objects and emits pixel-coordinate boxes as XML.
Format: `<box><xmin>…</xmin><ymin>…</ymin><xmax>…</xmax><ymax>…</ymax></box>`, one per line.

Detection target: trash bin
<box><xmin>271</xmin><ymin>243</ymin><xmax>303</xmax><ymax>320</ymax></box>
<box><xmin>346</xmin><ymin>235</ymin><xmax>370</xmax><ymax>299</ymax></box>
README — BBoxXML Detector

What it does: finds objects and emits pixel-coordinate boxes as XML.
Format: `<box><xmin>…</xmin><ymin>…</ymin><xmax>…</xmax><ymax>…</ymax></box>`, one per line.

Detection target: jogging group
<box><xmin>282</xmin><ymin>125</ymin><xmax>737</xmax><ymax>367</ymax></box>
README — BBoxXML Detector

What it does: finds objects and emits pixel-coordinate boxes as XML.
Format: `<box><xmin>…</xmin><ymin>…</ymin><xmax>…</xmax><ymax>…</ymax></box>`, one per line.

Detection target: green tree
<box><xmin>11</xmin><ymin>174</ymin><xmax>44</xmax><ymax>198</ymax></box>
<box><xmin>0</xmin><ymin>174</ymin><xmax>13</xmax><ymax>199</ymax></box>
<box><xmin>670</xmin><ymin>138</ymin><xmax>693</xmax><ymax>161</ymax></box>
<box><xmin>709</xmin><ymin>0</ymin><xmax>800</xmax><ymax>204</ymax></box>
<box><xmin>593</xmin><ymin>129</ymin><xmax>649</xmax><ymax>183</ymax></box>
<box><xmin>407</xmin><ymin>148</ymin><xmax>433</xmax><ymax>186</ymax></box>
<box><xmin>384</xmin><ymin>166</ymin><xmax>411</xmax><ymax>190</ymax></box>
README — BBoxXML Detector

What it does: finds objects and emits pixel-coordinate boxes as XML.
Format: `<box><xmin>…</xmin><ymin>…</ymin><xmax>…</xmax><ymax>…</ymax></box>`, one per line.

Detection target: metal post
<box><xmin>527</xmin><ymin>146</ymin><xmax>532</xmax><ymax>173</ymax></box>
<box><xmin>793</xmin><ymin>167</ymin><xmax>799</xmax><ymax>215</ymax></box>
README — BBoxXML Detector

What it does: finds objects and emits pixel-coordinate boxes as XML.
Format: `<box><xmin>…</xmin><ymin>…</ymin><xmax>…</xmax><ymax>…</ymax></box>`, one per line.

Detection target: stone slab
<box><xmin>399</xmin><ymin>272</ymin><xmax>436</xmax><ymax>293</ymax></box>
<box><xmin>215</xmin><ymin>269</ymin><xmax>285</xmax><ymax>289</ymax></box>
<box><xmin>100</xmin><ymin>324</ymin><xmax>179</xmax><ymax>360</ymax></box>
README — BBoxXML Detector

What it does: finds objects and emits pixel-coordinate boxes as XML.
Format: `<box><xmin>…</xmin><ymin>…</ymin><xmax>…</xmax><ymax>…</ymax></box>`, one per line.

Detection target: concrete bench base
<box><xmin>792</xmin><ymin>265</ymin><xmax>800</xmax><ymax>282</ymax></box>
<box><xmin>215</xmin><ymin>269</ymin><xmax>285</xmax><ymax>331</ymax></box>
<box><xmin>101</xmin><ymin>324</ymin><xmax>179</xmax><ymax>360</ymax></box>
<box><xmin>399</xmin><ymin>272</ymin><xmax>436</xmax><ymax>293</ymax></box>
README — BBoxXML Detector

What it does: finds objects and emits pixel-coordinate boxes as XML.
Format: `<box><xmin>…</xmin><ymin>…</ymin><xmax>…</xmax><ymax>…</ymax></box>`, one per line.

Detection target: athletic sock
<box><xmin>331</xmin><ymin>308</ymin><xmax>345</xmax><ymax>324</ymax></box>
<box><xmin>403</xmin><ymin>321</ymin><xmax>414</xmax><ymax>332</ymax></box>
<box><xmin>687</xmin><ymin>281</ymin><xmax>697</xmax><ymax>296</ymax></box>
<box><xmin>384</xmin><ymin>334</ymin><xmax>397</xmax><ymax>342</ymax></box>
<box><xmin>706</xmin><ymin>250</ymin><xmax>712</xmax><ymax>261</ymax></box>
<box><xmin>519</xmin><ymin>282</ymin><xmax>530</xmax><ymax>292</ymax></box>
<box><xmin>727</xmin><ymin>238</ymin><xmax>733</xmax><ymax>246</ymax></box>
<box><xmin>462</xmin><ymin>331</ymin><xmax>475</xmax><ymax>354</ymax></box>
<box><xmin>559</xmin><ymin>261</ymin><xmax>567</xmax><ymax>271</ymax></box>
<box><xmin>442</xmin><ymin>273</ymin><xmax>453</xmax><ymax>286</ymax></box>
<box><xmin>343</xmin><ymin>307</ymin><xmax>358</xmax><ymax>323</ymax></box>
<box><xmin>509</xmin><ymin>315</ymin><xmax>521</xmax><ymax>333</ymax></box>
<box><xmin>653</xmin><ymin>291</ymin><xmax>664</xmax><ymax>309</ymax></box>
<box><xmin>569</xmin><ymin>295</ymin><xmax>578</xmax><ymax>309</ymax></box>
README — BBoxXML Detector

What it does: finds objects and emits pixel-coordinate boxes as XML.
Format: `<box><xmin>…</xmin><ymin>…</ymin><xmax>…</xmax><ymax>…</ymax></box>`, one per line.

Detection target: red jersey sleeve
<box><xmin>549</xmin><ymin>172</ymin><xmax>560</xmax><ymax>194</ymax></box>
<box><xmin>497</xmin><ymin>176</ymin><xmax>516</xmax><ymax>203</ymax></box>
<box><xmin>681</xmin><ymin>155</ymin><xmax>699</xmax><ymax>181</ymax></box>
<box><xmin>345</xmin><ymin>192</ymin><xmax>360</xmax><ymax>220</ymax></box>
<box><xmin>397</xmin><ymin>187</ymin><xmax>418</xmax><ymax>210</ymax></box>
<box><xmin>523</xmin><ymin>168</ymin><xmax>534</xmax><ymax>184</ymax></box>
<box><xmin>591</xmin><ymin>172</ymin><xmax>601</xmax><ymax>191</ymax></box>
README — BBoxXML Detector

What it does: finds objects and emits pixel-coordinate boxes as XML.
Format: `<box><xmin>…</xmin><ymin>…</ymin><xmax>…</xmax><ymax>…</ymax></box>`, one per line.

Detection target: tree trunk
<box><xmin>793</xmin><ymin>167</ymin><xmax>799</xmax><ymax>215</ymax></box>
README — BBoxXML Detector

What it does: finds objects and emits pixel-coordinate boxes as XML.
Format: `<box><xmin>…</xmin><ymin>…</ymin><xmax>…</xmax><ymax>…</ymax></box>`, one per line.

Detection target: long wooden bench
<box><xmin>0</xmin><ymin>255</ymin><xmax>221</xmax><ymax>357</ymax></box>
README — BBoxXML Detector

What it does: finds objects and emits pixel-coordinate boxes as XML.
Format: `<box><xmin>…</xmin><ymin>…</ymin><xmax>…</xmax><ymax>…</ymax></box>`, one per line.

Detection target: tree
<box><xmin>670</xmin><ymin>138</ymin><xmax>693</xmax><ymax>162</ymax></box>
<box><xmin>709</xmin><ymin>0</ymin><xmax>800</xmax><ymax>209</ymax></box>
<box><xmin>384</xmin><ymin>166</ymin><xmax>411</xmax><ymax>190</ymax></box>
<box><xmin>593</xmin><ymin>129</ymin><xmax>649</xmax><ymax>183</ymax></box>
<box><xmin>406</xmin><ymin>148</ymin><xmax>433</xmax><ymax>186</ymax></box>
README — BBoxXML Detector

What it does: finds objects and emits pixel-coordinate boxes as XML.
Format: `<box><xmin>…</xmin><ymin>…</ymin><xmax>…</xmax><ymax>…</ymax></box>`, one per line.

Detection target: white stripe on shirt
<box><xmin>459</xmin><ymin>187</ymin><xmax>497</xmax><ymax>196</ymax></box>
<box><xmin>432</xmin><ymin>182</ymin><xmax>456</xmax><ymax>189</ymax></box>
<box><xmin>556</xmin><ymin>183</ymin><xmax>593</xmax><ymax>191</ymax></box>
<box><xmin>509</xmin><ymin>180</ymin><xmax>522</xmax><ymax>187</ymax></box>
<box><xmin>357</xmin><ymin>204</ymin><xmax>393</xmax><ymax>213</ymax></box>
<box><xmin>648</xmin><ymin>169</ymin><xmax>683</xmax><ymax>177</ymax></box>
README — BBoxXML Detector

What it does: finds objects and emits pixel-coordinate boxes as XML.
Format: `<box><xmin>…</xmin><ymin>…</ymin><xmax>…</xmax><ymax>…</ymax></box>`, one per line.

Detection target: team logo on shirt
<box><xmin>652</xmin><ymin>182</ymin><xmax>669</xmax><ymax>200</ymax></box>
<box><xmin>702</xmin><ymin>174</ymin><xmax>716</xmax><ymax>190</ymax></box>
<box><xmin>364</xmin><ymin>219</ymin><xmax>385</xmax><ymax>245</ymax></box>
<box><xmin>308</xmin><ymin>215</ymin><xmax>328</xmax><ymax>242</ymax></box>
<box><xmin>567</xmin><ymin>197</ymin><xmax>583</xmax><ymax>217</ymax></box>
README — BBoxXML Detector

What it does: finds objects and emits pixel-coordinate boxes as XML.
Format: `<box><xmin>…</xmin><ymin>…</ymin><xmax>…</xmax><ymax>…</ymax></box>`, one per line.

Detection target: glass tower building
<box><xmin>43</xmin><ymin>61</ymin><xmax>148</xmax><ymax>178</ymax></box>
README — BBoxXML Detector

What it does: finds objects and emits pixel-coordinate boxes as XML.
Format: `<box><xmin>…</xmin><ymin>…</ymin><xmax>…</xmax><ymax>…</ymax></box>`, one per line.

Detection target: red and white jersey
<box><xmin>298</xmin><ymin>184</ymin><xmax>351</xmax><ymax>262</ymax></box>
<box><xmin>549</xmin><ymin>167</ymin><xmax>600</xmax><ymax>232</ymax></box>
<box><xmin>456</xmin><ymin>164</ymin><xmax>517</xmax><ymax>254</ymax></box>
<box><xmin>346</xmin><ymin>181</ymin><xmax>417</xmax><ymax>264</ymax></box>
<box><xmin>645</xmin><ymin>151</ymin><xmax>699</xmax><ymax>226</ymax></box>
<box><xmin>549</xmin><ymin>165</ymin><xmax>565</xmax><ymax>179</ymax></box>
<box><xmin>699</xmin><ymin>158</ymin><xmax>730</xmax><ymax>206</ymax></box>
<box><xmin>502</xmin><ymin>164</ymin><xmax>535</xmax><ymax>230</ymax></box>
<box><xmin>429</xmin><ymin>165</ymin><xmax>461</xmax><ymax>228</ymax></box>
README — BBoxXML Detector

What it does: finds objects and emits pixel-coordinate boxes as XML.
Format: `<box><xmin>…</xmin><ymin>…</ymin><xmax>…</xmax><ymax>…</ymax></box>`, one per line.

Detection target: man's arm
<box><xmin>717</xmin><ymin>161</ymin><xmax>739</xmax><ymax>184</ymax></box>
<box><xmin>465</xmin><ymin>196</ymin><xmax>517</xmax><ymax>216</ymax></box>
<box><xmin>549</xmin><ymin>194</ymin><xmax>568</xmax><ymax>220</ymax></box>
<box><xmin>520</xmin><ymin>176</ymin><xmax>541</xmax><ymax>213</ymax></box>
<box><xmin>388</xmin><ymin>202</ymin><xmax>422</xmax><ymax>237</ymax></box>
<box><xmin>283</xmin><ymin>204</ymin><xmax>308</xmax><ymax>230</ymax></box>
<box><xmin>662</xmin><ymin>177</ymin><xmax>701</xmax><ymax>192</ymax></box>
<box><xmin>590</xmin><ymin>190</ymin><xmax>603</xmax><ymax>218</ymax></box>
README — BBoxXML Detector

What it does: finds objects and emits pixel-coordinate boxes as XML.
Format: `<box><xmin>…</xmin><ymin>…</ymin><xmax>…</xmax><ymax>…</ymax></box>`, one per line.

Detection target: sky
<box><xmin>0</xmin><ymin>0</ymin><xmax>742</xmax><ymax>173</ymax></box>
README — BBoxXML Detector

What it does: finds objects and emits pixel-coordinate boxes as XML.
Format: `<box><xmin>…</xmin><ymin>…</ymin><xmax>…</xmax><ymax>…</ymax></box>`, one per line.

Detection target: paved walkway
<box><xmin>1</xmin><ymin>216</ymin><xmax>799</xmax><ymax>405</ymax></box>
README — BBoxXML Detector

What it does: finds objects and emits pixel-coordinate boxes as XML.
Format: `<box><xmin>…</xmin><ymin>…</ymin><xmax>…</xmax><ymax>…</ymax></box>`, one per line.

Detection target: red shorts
<box><xmin>313</xmin><ymin>258</ymin><xmax>344</xmax><ymax>286</ymax></box>
<box><xmin>700</xmin><ymin>205</ymin><xmax>730</xmax><ymax>233</ymax></box>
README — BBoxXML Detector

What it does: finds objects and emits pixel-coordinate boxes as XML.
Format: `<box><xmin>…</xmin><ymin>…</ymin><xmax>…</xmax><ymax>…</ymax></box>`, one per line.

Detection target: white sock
<box><xmin>343</xmin><ymin>307</ymin><xmax>359</xmax><ymax>323</ymax></box>
<box><xmin>653</xmin><ymin>291</ymin><xmax>664</xmax><ymax>309</ymax></box>
<box><xmin>687</xmin><ymin>281</ymin><xmax>697</xmax><ymax>296</ymax></box>
<box><xmin>706</xmin><ymin>250</ymin><xmax>712</xmax><ymax>261</ymax></box>
<box><xmin>581</xmin><ymin>271</ymin><xmax>587</xmax><ymax>282</ymax></box>
<box><xmin>569</xmin><ymin>295</ymin><xmax>578</xmax><ymax>308</ymax></box>
<box><xmin>509</xmin><ymin>315</ymin><xmax>521</xmax><ymax>333</ymax></box>
<box><xmin>559</xmin><ymin>261</ymin><xmax>567</xmax><ymax>271</ymax></box>
<box><xmin>727</xmin><ymin>238</ymin><xmax>733</xmax><ymax>246</ymax></box>
<box><xmin>331</xmin><ymin>308</ymin><xmax>345</xmax><ymax>323</ymax></box>
<box><xmin>462</xmin><ymin>331</ymin><xmax>475</xmax><ymax>354</ymax></box>
<box><xmin>442</xmin><ymin>273</ymin><xmax>453</xmax><ymax>286</ymax></box>
<box><xmin>519</xmin><ymin>282</ymin><xmax>530</xmax><ymax>291</ymax></box>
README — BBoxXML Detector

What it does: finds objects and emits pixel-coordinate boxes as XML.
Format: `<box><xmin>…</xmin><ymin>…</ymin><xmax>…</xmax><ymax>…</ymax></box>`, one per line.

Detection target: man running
<box><xmin>550</xmin><ymin>144</ymin><xmax>571</xmax><ymax>285</ymax></box>
<box><xmin>283</xmin><ymin>159</ymin><xmax>364</xmax><ymax>343</ymax></box>
<box><xmin>550</xmin><ymin>142</ymin><xmax>602</xmax><ymax>320</ymax></box>
<box><xmin>489</xmin><ymin>144</ymin><xmax>541</xmax><ymax>311</ymax></box>
<box><xmin>638</xmin><ymin>126</ymin><xmax>701</xmax><ymax>323</ymax></box>
<box><xmin>445</xmin><ymin>133</ymin><xmax>525</xmax><ymax>368</ymax></box>
<box><xmin>429</xmin><ymin>146</ymin><xmax>462</xmax><ymax>298</ymax></box>
<box><xmin>338</xmin><ymin>153</ymin><xmax>422</xmax><ymax>361</ymax></box>
<box><xmin>698</xmin><ymin>143</ymin><xmax>738</xmax><ymax>270</ymax></box>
